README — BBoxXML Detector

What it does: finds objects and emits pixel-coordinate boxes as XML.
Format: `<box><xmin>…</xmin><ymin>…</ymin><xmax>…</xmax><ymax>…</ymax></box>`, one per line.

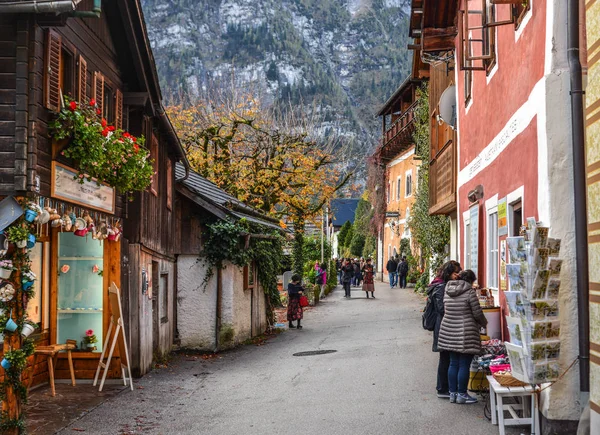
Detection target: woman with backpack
<box><xmin>437</xmin><ymin>270</ymin><xmax>488</xmax><ymax>404</ymax></box>
<box><xmin>427</xmin><ymin>260</ymin><xmax>462</xmax><ymax>400</ymax></box>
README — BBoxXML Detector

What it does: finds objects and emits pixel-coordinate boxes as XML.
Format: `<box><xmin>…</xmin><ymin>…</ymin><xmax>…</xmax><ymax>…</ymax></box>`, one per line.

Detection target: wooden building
<box><xmin>374</xmin><ymin>78</ymin><xmax>421</xmax><ymax>282</ymax></box>
<box><xmin>0</xmin><ymin>0</ymin><xmax>189</xmax><ymax>383</ymax></box>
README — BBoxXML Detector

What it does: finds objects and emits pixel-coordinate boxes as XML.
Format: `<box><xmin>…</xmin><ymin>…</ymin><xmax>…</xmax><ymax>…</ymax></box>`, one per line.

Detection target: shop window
<box><xmin>487</xmin><ymin>212</ymin><xmax>499</xmax><ymax>290</ymax></box>
<box><xmin>56</xmin><ymin>233</ymin><xmax>104</xmax><ymax>352</ymax></box>
<box><xmin>244</xmin><ymin>262</ymin><xmax>255</xmax><ymax>290</ymax></box>
<box><xmin>405</xmin><ymin>172</ymin><xmax>413</xmax><ymax>197</ymax></box>
<box><xmin>510</xmin><ymin>200</ymin><xmax>523</xmax><ymax>236</ymax></box>
<box><xmin>160</xmin><ymin>273</ymin><xmax>169</xmax><ymax>324</ymax></box>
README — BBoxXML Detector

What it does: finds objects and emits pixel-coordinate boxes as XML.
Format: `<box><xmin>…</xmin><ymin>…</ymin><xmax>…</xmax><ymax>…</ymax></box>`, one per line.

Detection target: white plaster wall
<box><xmin>177</xmin><ymin>255</ymin><xmax>217</xmax><ymax>350</ymax></box>
<box><xmin>537</xmin><ymin>0</ymin><xmax>582</xmax><ymax>421</ymax></box>
<box><xmin>222</xmin><ymin>265</ymin><xmax>252</xmax><ymax>346</ymax></box>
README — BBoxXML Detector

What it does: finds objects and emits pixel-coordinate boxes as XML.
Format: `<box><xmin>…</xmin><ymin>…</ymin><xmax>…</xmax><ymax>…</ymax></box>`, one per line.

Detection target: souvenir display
<box><xmin>505</xmin><ymin>219</ymin><xmax>563</xmax><ymax>384</ymax></box>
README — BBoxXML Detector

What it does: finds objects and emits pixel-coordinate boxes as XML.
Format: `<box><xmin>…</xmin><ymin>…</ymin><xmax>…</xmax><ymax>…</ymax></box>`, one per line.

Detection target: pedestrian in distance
<box><xmin>438</xmin><ymin>269</ymin><xmax>488</xmax><ymax>404</ymax></box>
<box><xmin>335</xmin><ymin>258</ymin><xmax>342</xmax><ymax>284</ymax></box>
<box><xmin>386</xmin><ymin>256</ymin><xmax>398</xmax><ymax>288</ymax></box>
<box><xmin>317</xmin><ymin>262</ymin><xmax>327</xmax><ymax>299</ymax></box>
<box><xmin>429</xmin><ymin>260</ymin><xmax>462</xmax><ymax>400</ymax></box>
<box><xmin>287</xmin><ymin>274</ymin><xmax>305</xmax><ymax>329</ymax></box>
<box><xmin>397</xmin><ymin>256</ymin><xmax>409</xmax><ymax>289</ymax></box>
<box><xmin>359</xmin><ymin>257</ymin><xmax>366</xmax><ymax>285</ymax></box>
<box><xmin>352</xmin><ymin>259</ymin><xmax>361</xmax><ymax>287</ymax></box>
<box><xmin>341</xmin><ymin>258</ymin><xmax>354</xmax><ymax>298</ymax></box>
<box><xmin>361</xmin><ymin>258</ymin><xmax>375</xmax><ymax>298</ymax></box>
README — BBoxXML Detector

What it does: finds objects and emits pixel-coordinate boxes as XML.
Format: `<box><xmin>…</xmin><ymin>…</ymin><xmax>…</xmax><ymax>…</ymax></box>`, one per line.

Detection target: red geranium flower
<box><xmin>101</xmin><ymin>118</ymin><xmax>107</xmax><ymax>128</ymax></box>
<box><xmin>69</xmin><ymin>101</ymin><xmax>77</xmax><ymax>111</ymax></box>
<box><xmin>101</xmin><ymin>128</ymin><xmax>109</xmax><ymax>137</ymax></box>
<box><xmin>96</xmin><ymin>109</ymin><xmax>102</xmax><ymax>115</ymax></box>
<box><xmin>89</xmin><ymin>99</ymin><xmax>96</xmax><ymax>106</ymax></box>
<box><xmin>108</xmin><ymin>125</ymin><xmax>115</xmax><ymax>132</ymax></box>
<box><xmin>133</xmin><ymin>144</ymin><xmax>140</xmax><ymax>153</ymax></box>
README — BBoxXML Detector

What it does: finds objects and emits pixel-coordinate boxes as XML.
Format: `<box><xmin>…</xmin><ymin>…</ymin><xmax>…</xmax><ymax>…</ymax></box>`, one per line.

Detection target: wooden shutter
<box><xmin>44</xmin><ymin>29</ymin><xmax>62</xmax><ymax>112</ymax></box>
<box><xmin>77</xmin><ymin>55</ymin><xmax>87</xmax><ymax>104</ymax></box>
<box><xmin>92</xmin><ymin>71</ymin><xmax>104</xmax><ymax>116</ymax></box>
<box><xmin>115</xmin><ymin>89</ymin><xmax>123</xmax><ymax>129</ymax></box>
<box><xmin>150</xmin><ymin>134</ymin><xmax>159</xmax><ymax>195</ymax></box>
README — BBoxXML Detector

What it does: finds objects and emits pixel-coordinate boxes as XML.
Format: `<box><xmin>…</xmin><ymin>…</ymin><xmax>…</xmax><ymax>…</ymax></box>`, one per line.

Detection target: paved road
<box><xmin>60</xmin><ymin>282</ymin><xmax>518</xmax><ymax>435</ymax></box>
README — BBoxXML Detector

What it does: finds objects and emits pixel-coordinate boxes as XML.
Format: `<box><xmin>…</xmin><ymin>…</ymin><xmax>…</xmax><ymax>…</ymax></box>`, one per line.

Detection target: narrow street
<box><xmin>55</xmin><ymin>283</ymin><xmax>516</xmax><ymax>435</ymax></box>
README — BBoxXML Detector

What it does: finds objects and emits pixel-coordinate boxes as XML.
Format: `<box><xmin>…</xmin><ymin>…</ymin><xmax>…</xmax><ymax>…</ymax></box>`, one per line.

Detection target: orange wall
<box><xmin>381</xmin><ymin>145</ymin><xmax>419</xmax><ymax>274</ymax></box>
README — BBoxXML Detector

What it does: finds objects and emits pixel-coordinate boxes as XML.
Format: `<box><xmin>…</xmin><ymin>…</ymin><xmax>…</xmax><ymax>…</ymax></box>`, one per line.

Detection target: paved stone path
<box><xmin>55</xmin><ymin>282</ymin><xmax>520</xmax><ymax>435</ymax></box>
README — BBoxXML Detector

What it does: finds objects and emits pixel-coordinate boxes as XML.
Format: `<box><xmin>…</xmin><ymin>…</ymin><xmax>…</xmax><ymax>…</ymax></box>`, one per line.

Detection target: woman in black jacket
<box><xmin>287</xmin><ymin>274</ymin><xmax>305</xmax><ymax>329</ymax></box>
<box><xmin>341</xmin><ymin>259</ymin><xmax>354</xmax><ymax>298</ymax></box>
<box><xmin>430</xmin><ymin>260</ymin><xmax>461</xmax><ymax>399</ymax></box>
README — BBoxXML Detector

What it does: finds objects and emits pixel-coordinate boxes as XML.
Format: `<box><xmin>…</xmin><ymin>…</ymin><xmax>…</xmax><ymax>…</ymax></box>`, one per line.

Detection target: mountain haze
<box><xmin>140</xmin><ymin>0</ymin><xmax>412</xmax><ymax>155</ymax></box>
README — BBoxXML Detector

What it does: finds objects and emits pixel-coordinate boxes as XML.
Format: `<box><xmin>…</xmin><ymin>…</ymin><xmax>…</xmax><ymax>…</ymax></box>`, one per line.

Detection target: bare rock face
<box><xmin>141</xmin><ymin>0</ymin><xmax>411</xmax><ymax>157</ymax></box>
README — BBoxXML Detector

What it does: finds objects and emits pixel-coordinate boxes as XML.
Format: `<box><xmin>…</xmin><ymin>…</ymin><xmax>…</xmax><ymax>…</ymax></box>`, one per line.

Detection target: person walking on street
<box><xmin>397</xmin><ymin>256</ymin><xmax>409</xmax><ymax>289</ymax></box>
<box><xmin>287</xmin><ymin>274</ymin><xmax>305</xmax><ymax>329</ymax></box>
<box><xmin>317</xmin><ymin>263</ymin><xmax>327</xmax><ymax>299</ymax></box>
<box><xmin>361</xmin><ymin>258</ymin><xmax>375</xmax><ymax>298</ymax></box>
<box><xmin>429</xmin><ymin>260</ymin><xmax>462</xmax><ymax>399</ymax></box>
<box><xmin>386</xmin><ymin>256</ymin><xmax>398</xmax><ymax>288</ymax></box>
<box><xmin>335</xmin><ymin>258</ymin><xmax>342</xmax><ymax>284</ymax></box>
<box><xmin>352</xmin><ymin>259</ymin><xmax>361</xmax><ymax>287</ymax></box>
<box><xmin>438</xmin><ymin>270</ymin><xmax>488</xmax><ymax>404</ymax></box>
<box><xmin>341</xmin><ymin>259</ymin><xmax>354</xmax><ymax>298</ymax></box>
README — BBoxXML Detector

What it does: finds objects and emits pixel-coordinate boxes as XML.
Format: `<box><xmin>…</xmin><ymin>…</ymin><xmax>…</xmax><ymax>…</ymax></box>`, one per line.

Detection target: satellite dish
<box><xmin>439</xmin><ymin>85</ymin><xmax>457</xmax><ymax>129</ymax></box>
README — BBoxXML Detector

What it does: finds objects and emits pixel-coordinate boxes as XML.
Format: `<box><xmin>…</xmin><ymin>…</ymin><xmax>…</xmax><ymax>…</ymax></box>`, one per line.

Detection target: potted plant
<box><xmin>24</xmin><ymin>202</ymin><xmax>41</xmax><ymax>223</ymax></box>
<box><xmin>21</xmin><ymin>320</ymin><xmax>37</xmax><ymax>338</ymax></box>
<box><xmin>83</xmin><ymin>329</ymin><xmax>98</xmax><ymax>351</ymax></box>
<box><xmin>6</xmin><ymin>225</ymin><xmax>30</xmax><ymax>249</ymax></box>
<box><xmin>1</xmin><ymin>348</ymin><xmax>28</xmax><ymax>372</ymax></box>
<box><xmin>0</xmin><ymin>259</ymin><xmax>13</xmax><ymax>279</ymax></box>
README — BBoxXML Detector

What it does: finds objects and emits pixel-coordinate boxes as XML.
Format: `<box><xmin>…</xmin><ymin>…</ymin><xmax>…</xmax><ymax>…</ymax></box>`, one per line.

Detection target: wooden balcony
<box><xmin>378</xmin><ymin>101</ymin><xmax>418</xmax><ymax>161</ymax></box>
<box><xmin>429</xmin><ymin>139</ymin><xmax>457</xmax><ymax>215</ymax></box>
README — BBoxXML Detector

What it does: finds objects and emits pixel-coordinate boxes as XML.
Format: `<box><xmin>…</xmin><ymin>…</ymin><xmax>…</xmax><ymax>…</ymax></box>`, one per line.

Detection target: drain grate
<box><xmin>293</xmin><ymin>350</ymin><xmax>337</xmax><ymax>357</ymax></box>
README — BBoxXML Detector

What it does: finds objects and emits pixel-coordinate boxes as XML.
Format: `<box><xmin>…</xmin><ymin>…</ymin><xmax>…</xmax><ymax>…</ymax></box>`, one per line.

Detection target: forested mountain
<box><xmin>140</xmin><ymin>0</ymin><xmax>412</xmax><ymax>156</ymax></box>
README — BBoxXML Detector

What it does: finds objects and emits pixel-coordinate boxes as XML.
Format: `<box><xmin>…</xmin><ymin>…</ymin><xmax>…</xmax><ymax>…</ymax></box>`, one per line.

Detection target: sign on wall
<box><xmin>498</xmin><ymin>197</ymin><xmax>508</xmax><ymax>236</ymax></box>
<box><xmin>51</xmin><ymin>162</ymin><xmax>115</xmax><ymax>214</ymax></box>
<box><xmin>469</xmin><ymin>204</ymin><xmax>479</xmax><ymax>275</ymax></box>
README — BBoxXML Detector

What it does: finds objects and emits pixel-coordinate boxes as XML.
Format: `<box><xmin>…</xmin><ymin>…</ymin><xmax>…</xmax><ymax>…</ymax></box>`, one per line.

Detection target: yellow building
<box><xmin>375</xmin><ymin>79</ymin><xmax>421</xmax><ymax>281</ymax></box>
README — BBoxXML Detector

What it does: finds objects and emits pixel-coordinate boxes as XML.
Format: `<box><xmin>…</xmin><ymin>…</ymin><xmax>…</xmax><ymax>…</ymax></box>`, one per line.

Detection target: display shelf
<box><xmin>59</xmin><ymin>256</ymin><xmax>104</xmax><ymax>261</ymax></box>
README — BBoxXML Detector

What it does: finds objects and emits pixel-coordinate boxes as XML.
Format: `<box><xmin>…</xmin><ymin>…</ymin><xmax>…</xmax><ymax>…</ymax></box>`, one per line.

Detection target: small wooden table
<box><xmin>487</xmin><ymin>375</ymin><xmax>540</xmax><ymax>435</ymax></box>
<box><xmin>28</xmin><ymin>341</ymin><xmax>76</xmax><ymax>397</ymax></box>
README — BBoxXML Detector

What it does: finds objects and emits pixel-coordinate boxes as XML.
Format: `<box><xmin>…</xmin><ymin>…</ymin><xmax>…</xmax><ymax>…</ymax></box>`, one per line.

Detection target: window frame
<box><xmin>160</xmin><ymin>272</ymin><xmax>169</xmax><ymax>324</ymax></box>
<box><xmin>405</xmin><ymin>171</ymin><xmax>413</xmax><ymax>198</ymax></box>
<box><xmin>396</xmin><ymin>176</ymin><xmax>402</xmax><ymax>201</ymax></box>
<box><xmin>487</xmin><ymin>208</ymin><xmax>499</xmax><ymax>291</ymax></box>
<box><xmin>244</xmin><ymin>262</ymin><xmax>256</xmax><ymax>290</ymax></box>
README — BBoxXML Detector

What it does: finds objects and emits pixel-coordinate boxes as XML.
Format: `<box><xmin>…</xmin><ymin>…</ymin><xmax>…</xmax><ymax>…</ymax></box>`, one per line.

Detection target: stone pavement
<box><xmin>40</xmin><ymin>281</ymin><xmax>522</xmax><ymax>435</ymax></box>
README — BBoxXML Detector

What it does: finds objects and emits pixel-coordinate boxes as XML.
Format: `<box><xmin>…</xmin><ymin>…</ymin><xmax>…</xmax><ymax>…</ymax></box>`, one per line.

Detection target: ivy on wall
<box><xmin>407</xmin><ymin>85</ymin><xmax>451</xmax><ymax>291</ymax></box>
<box><xmin>200</xmin><ymin>218</ymin><xmax>283</xmax><ymax>325</ymax></box>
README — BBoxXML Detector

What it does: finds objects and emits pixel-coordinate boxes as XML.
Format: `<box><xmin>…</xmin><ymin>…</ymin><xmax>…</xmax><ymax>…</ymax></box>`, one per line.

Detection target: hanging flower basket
<box><xmin>49</xmin><ymin>97</ymin><xmax>154</xmax><ymax>198</ymax></box>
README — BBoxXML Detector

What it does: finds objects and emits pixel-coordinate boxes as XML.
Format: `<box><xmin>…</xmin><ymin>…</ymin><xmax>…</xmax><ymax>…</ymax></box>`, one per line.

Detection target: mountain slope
<box><xmin>141</xmin><ymin>0</ymin><xmax>412</xmax><ymax>154</ymax></box>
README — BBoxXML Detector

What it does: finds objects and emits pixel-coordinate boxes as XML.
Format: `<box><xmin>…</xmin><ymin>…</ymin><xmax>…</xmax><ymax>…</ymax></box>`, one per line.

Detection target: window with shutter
<box><xmin>115</xmin><ymin>89</ymin><xmax>123</xmax><ymax>129</ymax></box>
<box><xmin>44</xmin><ymin>29</ymin><xmax>62</xmax><ymax>112</ymax></box>
<box><xmin>166</xmin><ymin>159</ymin><xmax>172</xmax><ymax>210</ymax></box>
<box><xmin>92</xmin><ymin>71</ymin><xmax>104</xmax><ymax>116</ymax></box>
<box><xmin>78</xmin><ymin>55</ymin><xmax>87</xmax><ymax>104</ymax></box>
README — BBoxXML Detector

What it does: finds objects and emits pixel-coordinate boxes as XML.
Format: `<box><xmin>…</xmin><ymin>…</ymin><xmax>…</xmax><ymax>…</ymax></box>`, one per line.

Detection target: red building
<box><xmin>410</xmin><ymin>0</ymin><xmax>584</xmax><ymax>431</ymax></box>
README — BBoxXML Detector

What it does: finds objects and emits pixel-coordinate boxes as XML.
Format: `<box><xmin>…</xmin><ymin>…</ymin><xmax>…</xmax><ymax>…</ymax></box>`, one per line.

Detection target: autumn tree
<box><xmin>168</xmin><ymin>92</ymin><xmax>350</xmax><ymax>276</ymax></box>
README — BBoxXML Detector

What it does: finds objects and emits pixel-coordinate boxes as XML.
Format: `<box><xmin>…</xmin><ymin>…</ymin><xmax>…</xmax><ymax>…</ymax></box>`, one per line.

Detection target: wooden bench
<box><xmin>28</xmin><ymin>341</ymin><xmax>77</xmax><ymax>397</ymax></box>
<box><xmin>487</xmin><ymin>375</ymin><xmax>540</xmax><ymax>435</ymax></box>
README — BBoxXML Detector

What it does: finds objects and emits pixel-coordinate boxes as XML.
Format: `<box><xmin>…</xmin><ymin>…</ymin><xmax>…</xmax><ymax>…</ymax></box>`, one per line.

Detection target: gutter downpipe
<box><xmin>568</xmin><ymin>0</ymin><xmax>590</xmax><ymax>393</ymax></box>
<box><xmin>0</xmin><ymin>0</ymin><xmax>76</xmax><ymax>13</ymax></box>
